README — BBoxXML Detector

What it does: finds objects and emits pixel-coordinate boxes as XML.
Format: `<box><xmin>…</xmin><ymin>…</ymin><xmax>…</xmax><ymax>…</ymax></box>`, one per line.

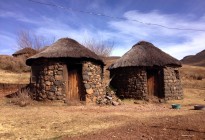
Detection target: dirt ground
<box><xmin>0</xmin><ymin>88</ymin><xmax>204</xmax><ymax>140</ymax></box>
<box><xmin>70</xmin><ymin>112</ymin><xmax>205</xmax><ymax>140</ymax></box>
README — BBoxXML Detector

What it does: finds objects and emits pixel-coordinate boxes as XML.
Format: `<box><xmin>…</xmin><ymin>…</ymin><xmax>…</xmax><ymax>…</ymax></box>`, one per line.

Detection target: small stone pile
<box><xmin>96</xmin><ymin>86</ymin><xmax>123</xmax><ymax>106</ymax></box>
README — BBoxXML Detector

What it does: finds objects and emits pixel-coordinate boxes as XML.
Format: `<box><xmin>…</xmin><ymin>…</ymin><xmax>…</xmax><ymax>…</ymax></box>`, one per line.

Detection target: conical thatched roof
<box><xmin>12</xmin><ymin>47</ymin><xmax>37</xmax><ymax>56</ymax></box>
<box><xmin>26</xmin><ymin>38</ymin><xmax>104</xmax><ymax>66</ymax></box>
<box><xmin>108</xmin><ymin>41</ymin><xmax>181</xmax><ymax>69</ymax></box>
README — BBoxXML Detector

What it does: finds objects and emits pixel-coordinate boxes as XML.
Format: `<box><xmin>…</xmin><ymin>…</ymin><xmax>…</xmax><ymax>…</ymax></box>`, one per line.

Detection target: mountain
<box><xmin>181</xmin><ymin>49</ymin><xmax>205</xmax><ymax>66</ymax></box>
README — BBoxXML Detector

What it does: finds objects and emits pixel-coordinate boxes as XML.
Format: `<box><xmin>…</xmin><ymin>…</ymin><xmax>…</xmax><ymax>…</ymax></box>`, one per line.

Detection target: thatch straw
<box><xmin>26</xmin><ymin>38</ymin><xmax>104</xmax><ymax>66</ymax></box>
<box><xmin>108</xmin><ymin>41</ymin><xmax>181</xmax><ymax>69</ymax></box>
<box><xmin>13</xmin><ymin>48</ymin><xmax>37</xmax><ymax>56</ymax></box>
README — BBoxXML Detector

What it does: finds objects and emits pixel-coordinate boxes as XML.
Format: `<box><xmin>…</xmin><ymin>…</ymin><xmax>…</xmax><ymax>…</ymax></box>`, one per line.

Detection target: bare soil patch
<box><xmin>69</xmin><ymin>111</ymin><xmax>205</xmax><ymax>140</ymax></box>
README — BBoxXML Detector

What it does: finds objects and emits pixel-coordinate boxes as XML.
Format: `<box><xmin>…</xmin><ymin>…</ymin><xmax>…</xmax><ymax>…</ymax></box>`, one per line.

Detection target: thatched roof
<box><xmin>26</xmin><ymin>38</ymin><xmax>104</xmax><ymax>66</ymax></box>
<box><xmin>12</xmin><ymin>47</ymin><xmax>37</xmax><ymax>56</ymax></box>
<box><xmin>108</xmin><ymin>41</ymin><xmax>181</xmax><ymax>69</ymax></box>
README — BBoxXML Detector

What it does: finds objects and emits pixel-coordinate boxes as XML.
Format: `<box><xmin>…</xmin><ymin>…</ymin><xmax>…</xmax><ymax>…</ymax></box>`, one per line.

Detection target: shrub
<box><xmin>191</xmin><ymin>74</ymin><xmax>203</xmax><ymax>80</ymax></box>
<box><xmin>196</xmin><ymin>75</ymin><xmax>203</xmax><ymax>80</ymax></box>
<box><xmin>7</xmin><ymin>86</ymin><xmax>33</xmax><ymax>107</ymax></box>
<box><xmin>0</xmin><ymin>55</ymin><xmax>30</xmax><ymax>73</ymax></box>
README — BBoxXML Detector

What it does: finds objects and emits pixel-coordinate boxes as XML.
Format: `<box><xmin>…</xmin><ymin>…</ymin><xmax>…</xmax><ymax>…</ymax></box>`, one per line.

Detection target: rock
<box><xmin>57</xmin><ymin>71</ymin><xmax>63</xmax><ymax>75</ymax></box>
<box><xmin>83</xmin><ymin>75</ymin><xmax>89</xmax><ymax>81</ymax></box>
<box><xmin>56</xmin><ymin>95</ymin><xmax>63</xmax><ymax>100</ymax></box>
<box><xmin>86</xmin><ymin>88</ymin><xmax>93</xmax><ymax>94</ymax></box>
<box><xmin>48</xmin><ymin>71</ymin><xmax>54</xmax><ymax>75</ymax></box>
<box><xmin>45</xmin><ymin>86</ymin><xmax>50</xmax><ymax>91</ymax></box>
<box><xmin>46</xmin><ymin>81</ymin><xmax>51</xmax><ymax>86</ymax></box>
<box><xmin>84</xmin><ymin>84</ymin><xmax>90</xmax><ymax>89</ymax></box>
<box><xmin>19</xmin><ymin>101</ymin><xmax>27</xmax><ymax>107</ymax></box>
<box><xmin>54</xmin><ymin>81</ymin><xmax>62</xmax><ymax>86</ymax></box>
<box><xmin>55</xmin><ymin>75</ymin><xmax>63</xmax><ymax>80</ymax></box>
<box><xmin>106</xmin><ymin>96</ymin><xmax>112</xmax><ymax>100</ymax></box>
<box><xmin>117</xmin><ymin>99</ymin><xmax>122</xmax><ymax>105</ymax></box>
<box><xmin>58</xmin><ymin>87</ymin><xmax>62</xmax><ymax>91</ymax></box>
<box><xmin>48</xmin><ymin>65</ymin><xmax>54</xmax><ymax>70</ymax></box>
<box><xmin>112</xmin><ymin>101</ymin><xmax>119</xmax><ymax>106</ymax></box>
<box><xmin>102</xmin><ymin>99</ymin><xmax>107</xmax><ymax>104</ymax></box>
<box><xmin>48</xmin><ymin>92</ymin><xmax>54</xmax><ymax>96</ymax></box>
<box><xmin>88</xmin><ymin>72</ymin><xmax>92</xmax><ymax>75</ymax></box>
<box><xmin>94</xmin><ymin>92</ymin><xmax>99</xmax><ymax>96</ymax></box>
<box><xmin>56</xmin><ymin>92</ymin><xmax>62</xmax><ymax>96</ymax></box>
<box><xmin>50</xmin><ymin>86</ymin><xmax>57</xmax><ymax>92</ymax></box>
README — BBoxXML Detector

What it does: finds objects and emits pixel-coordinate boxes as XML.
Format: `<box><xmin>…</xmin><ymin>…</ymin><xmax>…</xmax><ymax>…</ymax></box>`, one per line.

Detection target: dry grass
<box><xmin>0</xmin><ymin>99</ymin><xmax>199</xmax><ymax>139</ymax></box>
<box><xmin>0</xmin><ymin>86</ymin><xmax>204</xmax><ymax>139</ymax></box>
<box><xmin>0</xmin><ymin>69</ymin><xmax>30</xmax><ymax>84</ymax></box>
<box><xmin>0</xmin><ymin>55</ymin><xmax>30</xmax><ymax>73</ymax></box>
<box><xmin>180</xmin><ymin>65</ymin><xmax>205</xmax><ymax>89</ymax></box>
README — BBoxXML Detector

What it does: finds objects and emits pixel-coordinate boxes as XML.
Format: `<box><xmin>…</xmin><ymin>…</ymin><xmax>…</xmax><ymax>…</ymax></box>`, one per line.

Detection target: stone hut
<box><xmin>26</xmin><ymin>38</ymin><xmax>105</xmax><ymax>103</ymax></box>
<box><xmin>13</xmin><ymin>47</ymin><xmax>37</xmax><ymax>58</ymax></box>
<box><xmin>108</xmin><ymin>41</ymin><xmax>183</xmax><ymax>101</ymax></box>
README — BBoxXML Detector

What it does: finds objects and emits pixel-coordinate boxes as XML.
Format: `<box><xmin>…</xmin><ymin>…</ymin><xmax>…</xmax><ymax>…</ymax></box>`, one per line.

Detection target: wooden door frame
<box><xmin>65</xmin><ymin>64</ymin><xmax>86</xmax><ymax>101</ymax></box>
<box><xmin>147</xmin><ymin>67</ymin><xmax>164</xmax><ymax>98</ymax></box>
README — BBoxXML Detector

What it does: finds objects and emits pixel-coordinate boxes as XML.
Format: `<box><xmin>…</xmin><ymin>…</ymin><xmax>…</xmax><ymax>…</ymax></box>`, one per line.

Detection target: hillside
<box><xmin>181</xmin><ymin>49</ymin><xmax>205</xmax><ymax>66</ymax></box>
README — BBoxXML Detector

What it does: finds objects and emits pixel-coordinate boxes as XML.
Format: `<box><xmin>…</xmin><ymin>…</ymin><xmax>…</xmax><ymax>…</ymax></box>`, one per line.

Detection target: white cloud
<box><xmin>108</xmin><ymin>10</ymin><xmax>205</xmax><ymax>59</ymax></box>
<box><xmin>2</xmin><ymin>9</ymin><xmax>204</xmax><ymax>59</ymax></box>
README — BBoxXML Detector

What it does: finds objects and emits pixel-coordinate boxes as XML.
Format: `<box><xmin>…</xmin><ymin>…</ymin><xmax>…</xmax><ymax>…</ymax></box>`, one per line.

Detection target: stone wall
<box><xmin>82</xmin><ymin>62</ymin><xmax>104</xmax><ymax>103</ymax></box>
<box><xmin>31</xmin><ymin>62</ymin><xmax>66</xmax><ymax>101</ymax></box>
<box><xmin>163</xmin><ymin>67</ymin><xmax>183</xmax><ymax>100</ymax></box>
<box><xmin>30</xmin><ymin>60</ymin><xmax>105</xmax><ymax>103</ymax></box>
<box><xmin>110</xmin><ymin>67</ymin><xmax>147</xmax><ymax>99</ymax></box>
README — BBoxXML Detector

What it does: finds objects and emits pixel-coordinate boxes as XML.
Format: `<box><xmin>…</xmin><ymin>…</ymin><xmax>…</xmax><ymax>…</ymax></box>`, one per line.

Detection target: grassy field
<box><xmin>0</xmin><ymin>60</ymin><xmax>205</xmax><ymax>139</ymax></box>
<box><xmin>0</xmin><ymin>69</ymin><xmax>30</xmax><ymax>84</ymax></box>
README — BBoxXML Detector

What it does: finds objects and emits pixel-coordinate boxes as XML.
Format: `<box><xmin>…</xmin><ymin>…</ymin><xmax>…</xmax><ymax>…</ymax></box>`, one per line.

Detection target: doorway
<box><xmin>147</xmin><ymin>68</ymin><xmax>164</xmax><ymax>98</ymax></box>
<box><xmin>67</xmin><ymin>64</ymin><xmax>85</xmax><ymax>101</ymax></box>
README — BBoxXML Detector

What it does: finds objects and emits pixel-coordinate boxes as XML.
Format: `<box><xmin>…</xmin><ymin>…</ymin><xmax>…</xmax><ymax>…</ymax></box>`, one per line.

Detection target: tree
<box><xmin>16</xmin><ymin>30</ymin><xmax>55</xmax><ymax>51</ymax></box>
<box><xmin>83</xmin><ymin>38</ymin><xmax>114</xmax><ymax>57</ymax></box>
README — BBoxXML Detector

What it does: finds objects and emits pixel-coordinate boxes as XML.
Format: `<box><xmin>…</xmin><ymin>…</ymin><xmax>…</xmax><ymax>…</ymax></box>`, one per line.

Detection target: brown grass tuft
<box><xmin>8</xmin><ymin>88</ymin><xmax>33</xmax><ymax>107</ymax></box>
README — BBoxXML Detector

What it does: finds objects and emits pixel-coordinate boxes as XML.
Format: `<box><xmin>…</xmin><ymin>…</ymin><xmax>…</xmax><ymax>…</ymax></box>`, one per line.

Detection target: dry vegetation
<box><xmin>0</xmin><ymin>55</ymin><xmax>30</xmax><ymax>73</ymax></box>
<box><xmin>0</xmin><ymin>69</ymin><xmax>29</xmax><ymax>84</ymax></box>
<box><xmin>180</xmin><ymin>64</ymin><xmax>205</xmax><ymax>89</ymax></box>
<box><xmin>0</xmin><ymin>58</ymin><xmax>204</xmax><ymax>139</ymax></box>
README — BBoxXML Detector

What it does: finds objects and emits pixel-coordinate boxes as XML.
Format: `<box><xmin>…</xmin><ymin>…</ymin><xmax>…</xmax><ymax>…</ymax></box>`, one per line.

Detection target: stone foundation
<box><xmin>163</xmin><ymin>67</ymin><xmax>183</xmax><ymax>100</ymax></box>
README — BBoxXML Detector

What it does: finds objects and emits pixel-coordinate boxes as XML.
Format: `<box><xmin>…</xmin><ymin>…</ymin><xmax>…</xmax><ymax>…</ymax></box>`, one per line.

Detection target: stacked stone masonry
<box><xmin>110</xmin><ymin>67</ymin><xmax>147</xmax><ymax>99</ymax></box>
<box><xmin>163</xmin><ymin>67</ymin><xmax>183</xmax><ymax>100</ymax></box>
<box><xmin>31</xmin><ymin>60</ymin><xmax>104</xmax><ymax>103</ymax></box>
<box><xmin>82</xmin><ymin>62</ymin><xmax>104</xmax><ymax>103</ymax></box>
<box><xmin>32</xmin><ymin>62</ymin><xmax>66</xmax><ymax>101</ymax></box>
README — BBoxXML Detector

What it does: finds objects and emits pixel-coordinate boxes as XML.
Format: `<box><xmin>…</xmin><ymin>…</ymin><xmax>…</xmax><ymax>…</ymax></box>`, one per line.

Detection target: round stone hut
<box><xmin>26</xmin><ymin>38</ymin><xmax>105</xmax><ymax>103</ymax></box>
<box><xmin>13</xmin><ymin>47</ymin><xmax>37</xmax><ymax>58</ymax></box>
<box><xmin>108</xmin><ymin>41</ymin><xmax>183</xmax><ymax>101</ymax></box>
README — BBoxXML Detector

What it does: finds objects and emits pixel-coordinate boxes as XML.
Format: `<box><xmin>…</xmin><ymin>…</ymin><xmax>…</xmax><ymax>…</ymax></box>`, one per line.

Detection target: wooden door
<box><xmin>147</xmin><ymin>72</ymin><xmax>155</xmax><ymax>96</ymax></box>
<box><xmin>147</xmin><ymin>68</ymin><xmax>163</xmax><ymax>98</ymax></box>
<box><xmin>68</xmin><ymin>68</ymin><xmax>79</xmax><ymax>100</ymax></box>
<box><xmin>67</xmin><ymin>64</ymin><xmax>85</xmax><ymax>101</ymax></box>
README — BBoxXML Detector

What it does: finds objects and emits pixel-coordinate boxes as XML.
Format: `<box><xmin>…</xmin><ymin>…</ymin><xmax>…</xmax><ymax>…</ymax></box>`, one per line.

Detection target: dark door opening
<box><xmin>147</xmin><ymin>68</ymin><xmax>164</xmax><ymax>98</ymax></box>
<box><xmin>67</xmin><ymin>64</ymin><xmax>86</xmax><ymax>101</ymax></box>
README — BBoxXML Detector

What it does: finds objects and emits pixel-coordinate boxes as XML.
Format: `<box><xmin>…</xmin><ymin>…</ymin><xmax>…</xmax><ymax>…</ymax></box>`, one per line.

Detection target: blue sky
<box><xmin>0</xmin><ymin>0</ymin><xmax>205</xmax><ymax>59</ymax></box>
